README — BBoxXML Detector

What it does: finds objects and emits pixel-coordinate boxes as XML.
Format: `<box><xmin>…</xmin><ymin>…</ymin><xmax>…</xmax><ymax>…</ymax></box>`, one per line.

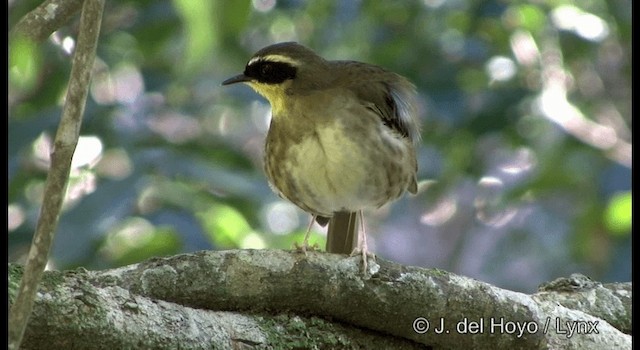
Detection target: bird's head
<box><xmin>222</xmin><ymin>42</ymin><xmax>328</xmax><ymax>113</ymax></box>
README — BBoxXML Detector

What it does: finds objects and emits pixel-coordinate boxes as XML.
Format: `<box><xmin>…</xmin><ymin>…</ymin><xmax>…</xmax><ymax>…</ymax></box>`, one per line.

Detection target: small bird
<box><xmin>222</xmin><ymin>42</ymin><xmax>420</xmax><ymax>268</ymax></box>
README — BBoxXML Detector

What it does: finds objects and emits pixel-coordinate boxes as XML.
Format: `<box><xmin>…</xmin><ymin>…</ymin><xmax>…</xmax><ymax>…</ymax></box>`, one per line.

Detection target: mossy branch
<box><xmin>9</xmin><ymin>250</ymin><xmax>632</xmax><ymax>349</ymax></box>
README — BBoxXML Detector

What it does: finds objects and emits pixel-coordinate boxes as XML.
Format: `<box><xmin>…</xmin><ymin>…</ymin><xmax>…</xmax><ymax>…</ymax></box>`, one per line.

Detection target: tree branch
<box><xmin>10</xmin><ymin>0</ymin><xmax>86</xmax><ymax>42</ymax></box>
<box><xmin>8</xmin><ymin>1</ymin><xmax>105</xmax><ymax>349</ymax></box>
<box><xmin>9</xmin><ymin>250</ymin><xmax>632</xmax><ymax>349</ymax></box>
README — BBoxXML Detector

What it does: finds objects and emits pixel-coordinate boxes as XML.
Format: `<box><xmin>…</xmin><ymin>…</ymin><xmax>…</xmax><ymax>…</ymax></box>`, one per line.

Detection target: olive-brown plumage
<box><xmin>223</xmin><ymin>42</ymin><xmax>420</xmax><ymax>264</ymax></box>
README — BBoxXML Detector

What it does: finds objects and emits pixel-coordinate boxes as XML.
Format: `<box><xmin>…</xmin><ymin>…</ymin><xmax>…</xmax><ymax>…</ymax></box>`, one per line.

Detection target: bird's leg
<box><xmin>350</xmin><ymin>210</ymin><xmax>376</xmax><ymax>271</ymax></box>
<box><xmin>294</xmin><ymin>215</ymin><xmax>319</xmax><ymax>254</ymax></box>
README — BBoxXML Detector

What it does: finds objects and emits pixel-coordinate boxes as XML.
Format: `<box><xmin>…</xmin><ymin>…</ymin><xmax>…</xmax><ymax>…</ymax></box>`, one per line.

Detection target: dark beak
<box><xmin>221</xmin><ymin>74</ymin><xmax>251</xmax><ymax>86</ymax></box>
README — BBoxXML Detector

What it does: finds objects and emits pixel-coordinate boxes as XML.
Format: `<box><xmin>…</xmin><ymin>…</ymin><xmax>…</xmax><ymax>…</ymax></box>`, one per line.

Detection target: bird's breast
<box><xmin>264</xmin><ymin>114</ymin><xmax>413</xmax><ymax>216</ymax></box>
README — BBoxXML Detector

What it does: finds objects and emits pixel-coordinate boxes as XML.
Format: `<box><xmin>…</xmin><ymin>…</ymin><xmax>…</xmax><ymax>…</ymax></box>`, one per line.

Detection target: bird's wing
<box><xmin>334</xmin><ymin>61</ymin><xmax>421</xmax><ymax>143</ymax></box>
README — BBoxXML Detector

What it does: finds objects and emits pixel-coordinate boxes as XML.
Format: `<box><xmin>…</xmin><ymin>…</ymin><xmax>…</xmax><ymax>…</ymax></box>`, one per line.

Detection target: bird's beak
<box><xmin>221</xmin><ymin>74</ymin><xmax>251</xmax><ymax>86</ymax></box>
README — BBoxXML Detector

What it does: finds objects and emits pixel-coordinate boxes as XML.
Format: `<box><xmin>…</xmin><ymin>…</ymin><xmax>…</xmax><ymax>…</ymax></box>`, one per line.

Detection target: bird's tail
<box><xmin>325</xmin><ymin>211</ymin><xmax>359</xmax><ymax>254</ymax></box>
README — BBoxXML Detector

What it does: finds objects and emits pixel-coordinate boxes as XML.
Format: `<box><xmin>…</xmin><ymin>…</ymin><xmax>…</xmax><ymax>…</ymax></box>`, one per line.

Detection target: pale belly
<box><xmin>267</xmin><ymin>120</ymin><xmax>412</xmax><ymax>217</ymax></box>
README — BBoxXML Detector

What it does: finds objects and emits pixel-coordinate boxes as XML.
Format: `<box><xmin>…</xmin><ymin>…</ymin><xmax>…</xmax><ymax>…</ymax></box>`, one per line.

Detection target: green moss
<box><xmin>39</xmin><ymin>269</ymin><xmax>67</xmax><ymax>291</ymax></box>
<box><xmin>256</xmin><ymin>312</ymin><xmax>425</xmax><ymax>349</ymax></box>
<box><xmin>8</xmin><ymin>263</ymin><xmax>24</xmax><ymax>302</ymax></box>
<box><xmin>258</xmin><ymin>313</ymin><xmax>353</xmax><ymax>349</ymax></box>
<box><xmin>428</xmin><ymin>268</ymin><xmax>450</xmax><ymax>278</ymax></box>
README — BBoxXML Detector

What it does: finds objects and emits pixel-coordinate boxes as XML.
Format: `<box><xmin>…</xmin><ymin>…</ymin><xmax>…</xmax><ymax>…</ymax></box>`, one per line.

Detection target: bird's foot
<box><xmin>294</xmin><ymin>241</ymin><xmax>319</xmax><ymax>255</ymax></box>
<box><xmin>349</xmin><ymin>210</ymin><xmax>375</xmax><ymax>272</ymax></box>
<box><xmin>350</xmin><ymin>247</ymin><xmax>376</xmax><ymax>272</ymax></box>
<box><xmin>294</xmin><ymin>215</ymin><xmax>320</xmax><ymax>255</ymax></box>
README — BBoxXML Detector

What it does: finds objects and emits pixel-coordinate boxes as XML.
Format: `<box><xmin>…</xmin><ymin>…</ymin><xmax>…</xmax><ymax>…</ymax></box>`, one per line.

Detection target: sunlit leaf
<box><xmin>172</xmin><ymin>0</ymin><xmax>216</xmax><ymax>73</ymax></box>
<box><xmin>604</xmin><ymin>192</ymin><xmax>631</xmax><ymax>236</ymax></box>
<box><xmin>508</xmin><ymin>4</ymin><xmax>546</xmax><ymax>33</ymax></box>
<box><xmin>9</xmin><ymin>37</ymin><xmax>41</xmax><ymax>94</ymax></box>
<box><xmin>99</xmin><ymin>217</ymin><xmax>181</xmax><ymax>267</ymax></box>
<box><xmin>217</xmin><ymin>0</ymin><xmax>251</xmax><ymax>39</ymax></box>
<box><xmin>198</xmin><ymin>204</ymin><xmax>252</xmax><ymax>248</ymax></box>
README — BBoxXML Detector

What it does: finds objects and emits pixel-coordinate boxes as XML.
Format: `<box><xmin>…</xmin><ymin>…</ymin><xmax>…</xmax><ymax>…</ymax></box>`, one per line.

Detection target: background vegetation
<box><xmin>9</xmin><ymin>0</ymin><xmax>631</xmax><ymax>292</ymax></box>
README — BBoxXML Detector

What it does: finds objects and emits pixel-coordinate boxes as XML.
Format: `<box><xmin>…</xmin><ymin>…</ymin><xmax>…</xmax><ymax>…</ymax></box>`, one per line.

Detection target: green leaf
<box><xmin>172</xmin><ymin>0</ymin><xmax>216</xmax><ymax>73</ymax></box>
<box><xmin>604</xmin><ymin>192</ymin><xmax>631</xmax><ymax>236</ymax></box>
<box><xmin>198</xmin><ymin>204</ymin><xmax>253</xmax><ymax>248</ymax></box>
<box><xmin>100</xmin><ymin>218</ymin><xmax>181</xmax><ymax>266</ymax></box>
<box><xmin>9</xmin><ymin>37</ymin><xmax>41</xmax><ymax>94</ymax></box>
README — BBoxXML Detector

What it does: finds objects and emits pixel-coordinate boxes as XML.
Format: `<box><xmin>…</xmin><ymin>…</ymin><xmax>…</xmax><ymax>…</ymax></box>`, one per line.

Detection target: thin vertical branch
<box><xmin>8</xmin><ymin>0</ymin><xmax>105</xmax><ymax>348</ymax></box>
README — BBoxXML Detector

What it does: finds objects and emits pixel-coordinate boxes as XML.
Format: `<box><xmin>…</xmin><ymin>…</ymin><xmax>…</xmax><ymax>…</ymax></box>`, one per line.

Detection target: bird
<box><xmin>222</xmin><ymin>42</ymin><xmax>420</xmax><ymax>269</ymax></box>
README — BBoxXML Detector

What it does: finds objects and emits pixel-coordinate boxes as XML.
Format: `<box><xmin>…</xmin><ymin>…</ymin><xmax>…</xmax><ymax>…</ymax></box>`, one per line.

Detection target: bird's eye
<box><xmin>245</xmin><ymin>60</ymin><xmax>295</xmax><ymax>84</ymax></box>
<box><xmin>260</xmin><ymin>63</ymin><xmax>273</xmax><ymax>77</ymax></box>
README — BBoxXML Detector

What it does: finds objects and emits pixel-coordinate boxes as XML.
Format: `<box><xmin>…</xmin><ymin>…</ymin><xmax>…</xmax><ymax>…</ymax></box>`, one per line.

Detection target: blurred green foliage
<box><xmin>8</xmin><ymin>0</ymin><xmax>630</xmax><ymax>292</ymax></box>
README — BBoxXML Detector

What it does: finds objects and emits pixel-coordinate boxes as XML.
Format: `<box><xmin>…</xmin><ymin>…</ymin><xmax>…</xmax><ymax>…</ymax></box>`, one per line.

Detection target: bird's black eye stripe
<box><xmin>260</xmin><ymin>64</ymin><xmax>273</xmax><ymax>76</ymax></box>
<box><xmin>244</xmin><ymin>60</ymin><xmax>296</xmax><ymax>84</ymax></box>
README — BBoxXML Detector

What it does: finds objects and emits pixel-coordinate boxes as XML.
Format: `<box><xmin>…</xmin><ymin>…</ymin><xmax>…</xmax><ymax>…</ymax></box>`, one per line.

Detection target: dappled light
<box><xmin>252</xmin><ymin>0</ymin><xmax>277</xmax><ymax>13</ymax></box>
<box><xmin>485</xmin><ymin>56</ymin><xmax>516</xmax><ymax>83</ymax></box>
<box><xmin>551</xmin><ymin>5</ymin><xmax>609</xmax><ymax>42</ymax></box>
<box><xmin>147</xmin><ymin>112</ymin><xmax>202</xmax><ymax>144</ymax></box>
<box><xmin>95</xmin><ymin>148</ymin><xmax>133</xmax><ymax>180</ymax></box>
<box><xmin>91</xmin><ymin>63</ymin><xmax>145</xmax><ymax>105</ymax></box>
<box><xmin>420</xmin><ymin>194</ymin><xmax>457</xmax><ymax>227</ymax></box>
<box><xmin>264</xmin><ymin>201</ymin><xmax>301</xmax><ymax>235</ymax></box>
<box><xmin>72</xmin><ymin>135</ymin><xmax>103</xmax><ymax>168</ymax></box>
<box><xmin>8</xmin><ymin>204</ymin><xmax>25</xmax><ymax>232</ymax></box>
<box><xmin>497</xmin><ymin>147</ymin><xmax>536</xmax><ymax>176</ymax></box>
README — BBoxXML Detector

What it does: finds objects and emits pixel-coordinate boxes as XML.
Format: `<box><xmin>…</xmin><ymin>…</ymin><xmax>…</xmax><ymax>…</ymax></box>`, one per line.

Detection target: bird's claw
<box><xmin>294</xmin><ymin>241</ymin><xmax>319</xmax><ymax>255</ymax></box>
<box><xmin>350</xmin><ymin>247</ymin><xmax>376</xmax><ymax>272</ymax></box>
